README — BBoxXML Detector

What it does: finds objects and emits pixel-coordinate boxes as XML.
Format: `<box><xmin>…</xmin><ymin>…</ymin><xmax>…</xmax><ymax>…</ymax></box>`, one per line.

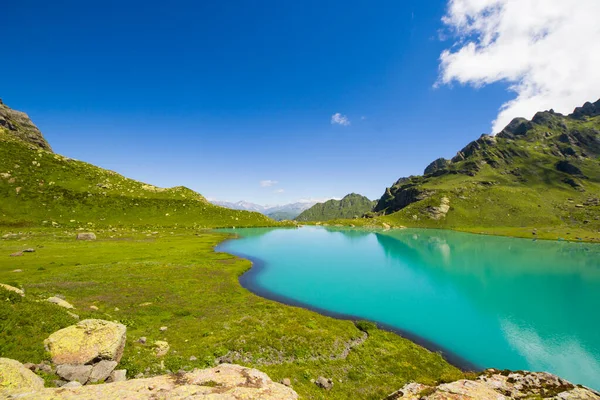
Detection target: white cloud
<box><xmin>439</xmin><ymin>0</ymin><xmax>600</xmax><ymax>133</ymax></box>
<box><xmin>274</xmin><ymin>189</ymin><xmax>285</xmax><ymax>194</ymax></box>
<box><xmin>260</xmin><ymin>180</ymin><xmax>278</xmax><ymax>187</ymax></box>
<box><xmin>331</xmin><ymin>113</ymin><xmax>351</xmax><ymax>126</ymax></box>
<box><xmin>298</xmin><ymin>197</ymin><xmax>342</xmax><ymax>203</ymax></box>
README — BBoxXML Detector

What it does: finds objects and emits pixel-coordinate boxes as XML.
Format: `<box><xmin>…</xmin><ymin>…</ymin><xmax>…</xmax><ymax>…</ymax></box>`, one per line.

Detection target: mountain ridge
<box><xmin>371</xmin><ymin>98</ymin><xmax>600</xmax><ymax>241</ymax></box>
<box><xmin>296</xmin><ymin>193</ymin><xmax>376</xmax><ymax>222</ymax></box>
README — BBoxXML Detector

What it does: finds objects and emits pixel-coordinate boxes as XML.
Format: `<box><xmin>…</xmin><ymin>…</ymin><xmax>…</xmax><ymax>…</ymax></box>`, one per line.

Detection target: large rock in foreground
<box><xmin>386</xmin><ymin>370</ymin><xmax>600</xmax><ymax>400</ymax></box>
<box><xmin>44</xmin><ymin>319</ymin><xmax>126</xmax><ymax>365</ymax></box>
<box><xmin>5</xmin><ymin>363</ymin><xmax>298</xmax><ymax>399</ymax></box>
<box><xmin>0</xmin><ymin>358</ymin><xmax>44</xmax><ymax>396</ymax></box>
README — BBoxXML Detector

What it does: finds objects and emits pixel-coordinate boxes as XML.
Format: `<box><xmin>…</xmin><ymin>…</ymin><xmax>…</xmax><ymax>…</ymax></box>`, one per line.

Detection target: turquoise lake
<box><xmin>217</xmin><ymin>226</ymin><xmax>600</xmax><ymax>389</ymax></box>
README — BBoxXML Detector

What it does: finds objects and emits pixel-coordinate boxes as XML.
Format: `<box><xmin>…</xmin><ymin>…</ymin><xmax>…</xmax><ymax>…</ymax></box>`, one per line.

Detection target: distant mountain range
<box><xmin>209</xmin><ymin>200</ymin><xmax>317</xmax><ymax>220</ymax></box>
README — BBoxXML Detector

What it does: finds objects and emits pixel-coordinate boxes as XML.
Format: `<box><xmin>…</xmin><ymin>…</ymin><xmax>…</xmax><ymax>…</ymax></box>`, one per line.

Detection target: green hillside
<box><xmin>0</xmin><ymin>102</ymin><xmax>276</xmax><ymax>229</ymax></box>
<box><xmin>297</xmin><ymin>193</ymin><xmax>376</xmax><ymax>222</ymax></box>
<box><xmin>373</xmin><ymin>99</ymin><xmax>600</xmax><ymax>241</ymax></box>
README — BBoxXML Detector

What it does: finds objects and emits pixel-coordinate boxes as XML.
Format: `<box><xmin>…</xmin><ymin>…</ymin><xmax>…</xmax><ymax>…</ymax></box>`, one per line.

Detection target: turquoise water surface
<box><xmin>217</xmin><ymin>227</ymin><xmax>600</xmax><ymax>389</ymax></box>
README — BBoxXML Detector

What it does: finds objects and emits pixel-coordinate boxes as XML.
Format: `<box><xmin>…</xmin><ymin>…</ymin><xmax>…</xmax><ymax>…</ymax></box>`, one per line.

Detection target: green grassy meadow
<box><xmin>0</xmin><ymin>229</ymin><xmax>462</xmax><ymax>399</ymax></box>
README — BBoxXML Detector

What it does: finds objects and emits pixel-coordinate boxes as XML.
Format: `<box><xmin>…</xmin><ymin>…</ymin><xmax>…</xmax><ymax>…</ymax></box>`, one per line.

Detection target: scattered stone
<box><xmin>189</xmin><ymin>355</ymin><xmax>197</xmax><ymax>361</ymax></box>
<box><xmin>44</xmin><ymin>319</ymin><xmax>127</xmax><ymax>365</ymax></box>
<box><xmin>154</xmin><ymin>340</ymin><xmax>170</xmax><ymax>357</ymax></box>
<box><xmin>37</xmin><ymin>362</ymin><xmax>53</xmax><ymax>374</ymax></box>
<box><xmin>46</xmin><ymin>296</ymin><xmax>75</xmax><ymax>309</ymax></box>
<box><xmin>107</xmin><ymin>369</ymin><xmax>127</xmax><ymax>383</ymax></box>
<box><xmin>89</xmin><ymin>305</ymin><xmax>99</xmax><ymax>310</ymax></box>
<box><xmin>386</xmin><ymin>370</ymin><xmax>600</xmax><ymax>399</ymax></box>
<box><xmin>22</xmin><ymin>363</ymin><xmax>37</xmax><ymax>371</ymax></box>
<box><xmin>76</xmin><ymin>232</ymin><xmax>97</xmax><ymax>241</ymax></box>
<box><xmin>55</xmin><ymin>364</ymin><xmax>93</xmax><ymax>384</ymax></box>
<box><xmin>138</xmin><ymin>337</ymin><xmax>147</xmax><ymax>344</ymax></box>
<box><xmin>139</xmin><ymin>302</ymin><xmax>152</xmax><ymax>307</ymax></box>
<box><xmin>281</xmin><ymin>378</ymin><xmax>292</xmax><ymax>387</ymax></box>
<box><xmin>23</xmin><ymin>248</ymin><xmax>35</xmax><ymax>253</ymax></box>
<box><xmin>0</xmin><ymin>358</ymin><xmax>45</xmax><ymax>395</ymax></box>
<box><xmin>426</xmin><ymin>196</ymin><xmax>451</xmax><ymax>220</ymax></box>
<box><xmin>12</xmin><ymin>269</ymin><xmax>23</xmax><ymax>272</ymax></box>
<box><xmin>67</xmin><ymin>312</ymin><xmax>80</xmax><ymax>320</ymax></box>
<box><xmin>315</xmin><ymin>376</ymin><xmax>334</xmax><ymax>390</ymax></box>
<box><xmin>0</xmin><ymin>283</ymin><xmax>25</xmax><ymax>296</ymax></box>
<box><xmin>62</xmin><ymin>381</ymin><xmax>83</xmax><ymax>388</ymax></box>
<box><xmin>159</xmin><ymin>326</ymin><xmax>168</xmax><ymax>332</ymax></box>
<box><xmin>10</xmin><ymin>251</ymin><xmax>23</xmax><ymax>257</ymax></box>
<box><xmin>88</xmin><ymin>360</ymin><xmax>118</xmax><ymax>383</ymax></box>
<box><xmin>114</xmin><ymin>307</ymin><xmax>120</xmax><ymax>311</ymax></box>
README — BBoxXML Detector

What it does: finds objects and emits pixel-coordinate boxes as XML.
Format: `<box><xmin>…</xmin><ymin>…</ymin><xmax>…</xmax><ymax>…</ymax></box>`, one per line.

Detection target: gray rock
<box><xmin>315</xmin><ymin>376</ymin><xmax>333</xmax><ymax>390</ymax></box>
<box><xmin>10</xmin><ymin>252</ymin><xmax>23</xmax><ymax>257</ymax></box>
<box><xmin>76</xmin><ymin>233</ymin><xmax>97</xmax><ymax>241</ymax></box>
<box><xmin>189</xmin><ymin>356</ymin><xmax>197</xmax><ymax>361</ymax></box>
<box><xmin>23</xmin><ymin>248</ymin><xmax>35</xmax><ymax>253</ymax></box>
<box><xmin>56</xmin><ymin>364</ymin><xmax>93</xmax><ymax>384</ymax></box>
<box><xmin>281</xmin><ymin>378</ymin><xmax>292</xmax><ymax>387</ymax></box>
<box><xmin>107</xmin><ymin>369</ymin><xmax>127</xmax><ymax>382</ymax></box>
<box><xmin>159</xmin><ymin>326</ymin><xmax>168</xmax><ymax>332</ymax></box>
<box><xmin>88</xmin><ymin>360</ymin><xmax>118</xmax><ymax>383</ymax></box>
<box><xmin>138</xmin><ymin>337</ymin><xmax>147</xmax><ymax>344</ymax></box>
<box><xmin>46</xmin><ymin>296</ymin><xmax>75</xmax><ymax>309</ymax></box>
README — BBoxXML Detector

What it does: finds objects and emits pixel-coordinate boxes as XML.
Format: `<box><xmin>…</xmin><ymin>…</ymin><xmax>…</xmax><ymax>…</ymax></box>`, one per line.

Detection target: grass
<box><xmin>0</xmin><ymin>229</ymin><xmax>462</xmax><ymax>399</ymax></box>
<box><xmin>0</xmin><ymin>129</ymin><xmax>285</xmax><ymax>230</ymax></box>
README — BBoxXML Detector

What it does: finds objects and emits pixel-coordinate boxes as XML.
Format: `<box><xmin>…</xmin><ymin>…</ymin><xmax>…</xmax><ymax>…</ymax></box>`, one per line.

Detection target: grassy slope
<box><xmin>0</xmin><ymin>130</ymin><xmax>277</xmax><ymax>229</ymax></box>
<box><xmin>297</xmin><ymin>194</ymin><xmax>376</xmax><ymax>222</ymax></box>
<box><xmin>0</xmin><ymin>230</ymin><xmax>462</xmax><ymax>399</ymax></box>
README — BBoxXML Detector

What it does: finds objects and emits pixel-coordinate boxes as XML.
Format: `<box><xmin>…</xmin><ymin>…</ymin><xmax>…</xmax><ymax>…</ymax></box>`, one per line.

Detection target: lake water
<box><xmin>217</xmin><ymin>226</ymin><xmax>600</xmax><ymax>389</ymax></box>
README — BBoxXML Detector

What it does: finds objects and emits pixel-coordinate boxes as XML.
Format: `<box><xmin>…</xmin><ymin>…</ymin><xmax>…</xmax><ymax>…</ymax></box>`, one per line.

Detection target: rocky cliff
<box><xmin>0</xmin><ymin>99</ymin><xmax>52</xmax><ymax>151</ymax></box>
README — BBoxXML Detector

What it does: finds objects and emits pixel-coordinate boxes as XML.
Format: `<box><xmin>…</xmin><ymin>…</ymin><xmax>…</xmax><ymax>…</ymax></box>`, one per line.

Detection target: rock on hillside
<box><xmin>296</xmin><ymin>193</ymin><xmax>376</xmax><ymax>221</ymax></box>
<box><xmin>386</xmin><ymin>370</ymin><xmax>600</xmax><ymax>400</ymax></box>
<box><xmin>44</xmin><ymin>319</ymin><xmax>126</xmax><ymax>365</ymax></box>
<box><xmin>0</xmin><ymin>99</ymin><xmax>52</xmax><ymax>151</ymax></box>
<box><xmin>0</xmin><ymin>360</ymin><xmax>298</xmax><ymax>399</ymax></box>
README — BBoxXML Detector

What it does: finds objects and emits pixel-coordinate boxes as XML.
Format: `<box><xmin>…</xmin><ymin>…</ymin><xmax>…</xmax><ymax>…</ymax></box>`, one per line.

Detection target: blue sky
<box><xmin>3</xmin><ymin>0</ymin><xmax>597</xmax><ymax>205</ymax></box>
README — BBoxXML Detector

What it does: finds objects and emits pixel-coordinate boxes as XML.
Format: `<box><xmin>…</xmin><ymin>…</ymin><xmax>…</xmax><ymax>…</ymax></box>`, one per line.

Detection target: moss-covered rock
<box><xmin>44</xmin><ymin>319</ymin><xmax>126</xmax><ymax>365</ymax></box>
<box><xmin>0</xmin><ymin>357</ymin><xmax>44</xmax><ymax>395</ymax></box>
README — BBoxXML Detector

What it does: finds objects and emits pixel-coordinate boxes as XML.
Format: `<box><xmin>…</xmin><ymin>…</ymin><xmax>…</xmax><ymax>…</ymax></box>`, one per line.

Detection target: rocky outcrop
<box><xmin>2</xmin><ymin>361</ymin><xmax>298</xmax><ymax>399</ymax></box>
<box><xmin>44</xmin><ymin>319</ymin><xmax>126</xmax><ymax>365</ymax></box>
<box><xmin>571</xmin><ymin>98</ymin><xmax>600</xmax><ymax>119</ymax></box>
<box><xmin>0</xmin><ymin>358</ymin><xmax>45</xmax><ymax>396</ymax></box>
<box><xmin>386</xmin><ymin>370</ymin><xmax>600</xmax><ymax>400</ymax></box>
<box><xmin>0</xmin><ymin>100</ymin><xmax>52</xmax><ymax>151</ymax></box>
<box><xmin>424</xmin><ymin>158</ymin><xmax>450</xmax><ymax>176</ymax></box>
<box><xmin>425</xmin><ymin>197</ymin><xmax>450</xmax><ymax>220</ymax></box>
<box><xmin>374</xmin><ymin>180</ymin><xmax>433</xmax><ymax>214</ymax></box>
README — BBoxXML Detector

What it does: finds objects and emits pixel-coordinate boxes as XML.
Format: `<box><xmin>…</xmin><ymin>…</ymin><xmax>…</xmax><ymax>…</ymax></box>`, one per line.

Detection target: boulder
<box><xmin>0</xmin><ymin>283</ymin><xmax>24</xmax><ymax>296</ymax></box>
<box><xmin>76</xmin><ymin>233</ymin><xmax>97</xmax><ymax>241</ymax></box>
<box><xmin>10</xmin><ymin>251</ymin><xmax>23</xmax><ymax>257</ymax></box>
<box><xmin>0</xmin><ymin>358</ymin><xmax>45</xmax><ymax>395</ymax></box>
<box><xmin>315</xmin><ymin>376</ymin><xmax>334</xmax><ymax>390</ymax></box>
<box><xmin>47</xmin><ymin>296</ymin><xmax>75</xmax><ymax>309</ymax></box>
<box><xmin>107</xmin><ymin>369</ymin><xmax>127</xmax><ymax>383</ymax></box>
<box><xmin>1</xmin><ymin>363</ymin><xmax>298</xmax><ymax>399</ymax></box>
<box><xmin>88</xmin><ymin>360</ymin><xmax>117</xmax><ymax>383</ymax></box>
<box><xmin>56</xmin><ymin>364</ymin><xmax>93</xmax><ymax>384</ymax></box>
<box><xmin>154</xmin><ymin>340</ymin><xmax>170</xmax><ymax>357</ymax></box>
<box><xmin>44</xmin><ymin>319</ymin><xmax>126</xmax><ymax>365</ymax></box>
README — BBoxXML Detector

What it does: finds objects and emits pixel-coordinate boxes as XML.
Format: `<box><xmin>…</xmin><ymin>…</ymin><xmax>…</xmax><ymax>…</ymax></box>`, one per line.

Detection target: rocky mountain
<box><xmin>296</xmin><ymin>193</ymin><xmax>376</xmax><ymax>222</ymax></box>
<box><xmin>0</xmin><ymin>100</ymin><xmax>275</xmax><ymax>228</ymax></box>
<box><xmin>0</xmin><ymin>99</ymin><xmax>52</xmax><ymax>152</ymax></box>
<box><xmin>374</xmin><ymin>99</ymin><xmax>600</xmax><ymax>240</ymax></box>
<box><xmin>210</xmin><ymin>200</ymin><xmax>316</xmax><ymax>220</ymax></box>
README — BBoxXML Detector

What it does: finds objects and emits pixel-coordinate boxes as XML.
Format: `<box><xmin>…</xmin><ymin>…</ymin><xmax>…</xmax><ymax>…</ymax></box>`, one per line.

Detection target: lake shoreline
<box><xmin>216</xmin><ymin>237</ymin><xmax>480</xmax><ymax>372</ymax></box>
